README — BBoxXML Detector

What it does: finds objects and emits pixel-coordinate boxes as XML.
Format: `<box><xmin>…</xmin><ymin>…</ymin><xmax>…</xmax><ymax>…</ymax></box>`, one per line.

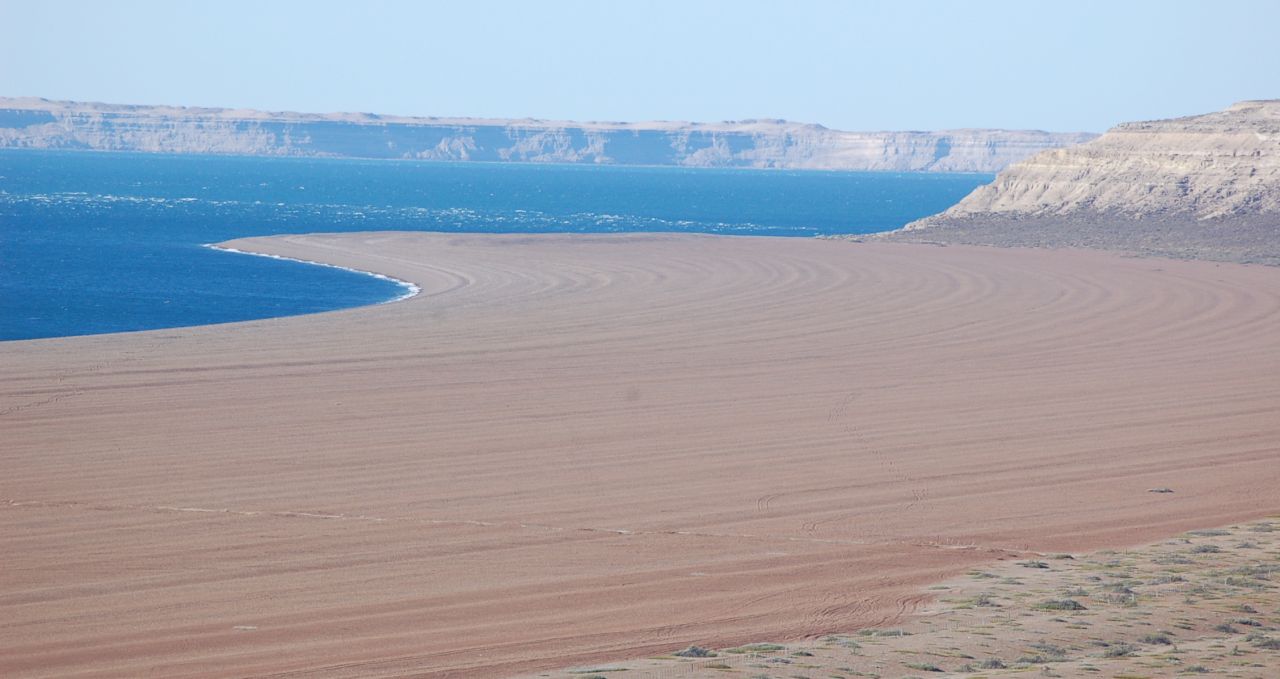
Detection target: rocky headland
<box><xmin>0</xmin><ymin>97</ymin><xmax>1094</xmax><ymax>173</ymax></box>
<box><xmin>887</xmin><ymin>100</ymin><xmax>1280</xmax><ymax>264</ymax></box>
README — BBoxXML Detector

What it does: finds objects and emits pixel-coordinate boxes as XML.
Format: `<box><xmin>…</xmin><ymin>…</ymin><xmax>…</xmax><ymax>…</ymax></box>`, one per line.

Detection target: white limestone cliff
<box><xmin>0</xmin><ymin>97</ymin><xmax>1095</xmax><ymax>173</ymax></box>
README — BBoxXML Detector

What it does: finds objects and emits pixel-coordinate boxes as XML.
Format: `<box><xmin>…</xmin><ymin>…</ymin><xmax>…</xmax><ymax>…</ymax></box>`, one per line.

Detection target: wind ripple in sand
<box><xmin>2</xmin><ymin>233</ymin><xmax>1280</xmax><ymax>678</ymax></box>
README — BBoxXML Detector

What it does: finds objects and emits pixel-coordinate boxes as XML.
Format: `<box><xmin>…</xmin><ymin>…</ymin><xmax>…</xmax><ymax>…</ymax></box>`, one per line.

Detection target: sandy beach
<box><xmin>3</xmin><ymin>233</ymin><xmax>1279</xmax><ymax>678</ymax></box>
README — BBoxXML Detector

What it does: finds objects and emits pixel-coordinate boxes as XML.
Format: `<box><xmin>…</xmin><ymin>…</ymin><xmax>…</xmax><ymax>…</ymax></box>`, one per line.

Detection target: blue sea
<box><xmin>0</xmin><ymin>150</ymin><xmax>991</xmax><ymax>341</ymax></box>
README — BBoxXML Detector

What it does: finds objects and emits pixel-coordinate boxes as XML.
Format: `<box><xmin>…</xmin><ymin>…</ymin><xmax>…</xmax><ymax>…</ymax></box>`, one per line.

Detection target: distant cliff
<box><xmin>890</xmin><ymin>100</ymin><xmax>1280</xmax><ymax>263</ymax></box>
<box><xmin>0</xmin><ymin>98</ymin><xmax>1095</xmax><ymax>173</ymax></box>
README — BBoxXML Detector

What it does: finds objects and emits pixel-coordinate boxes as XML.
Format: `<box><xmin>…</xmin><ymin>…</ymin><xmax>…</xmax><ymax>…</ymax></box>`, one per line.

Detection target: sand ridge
<box><xmin>2</xmin><ymin>233</ymin><xmax>1279</xmax><ymax>677</ymax></box>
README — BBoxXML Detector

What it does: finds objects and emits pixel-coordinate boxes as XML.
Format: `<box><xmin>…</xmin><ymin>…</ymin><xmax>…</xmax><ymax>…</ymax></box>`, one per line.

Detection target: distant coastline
<box><xmin>0</xmin><ymin>97</ymin><xmax>1097</xmax><ymax>173</ymax></box>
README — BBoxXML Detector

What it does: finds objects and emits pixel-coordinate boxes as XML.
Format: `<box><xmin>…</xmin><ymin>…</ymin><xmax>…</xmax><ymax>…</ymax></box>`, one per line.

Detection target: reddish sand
<box><xmin>2</xmin><ymin>233</ymin><xmax>1279</xmax><ymax>678</ymax></box>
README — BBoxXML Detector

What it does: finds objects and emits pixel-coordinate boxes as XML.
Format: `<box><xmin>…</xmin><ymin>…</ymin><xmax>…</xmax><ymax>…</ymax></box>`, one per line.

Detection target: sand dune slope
<box><xmin>2</xmin><ymin>234</ymin><xmax>1279</xmax><ymax>678</ymax></box>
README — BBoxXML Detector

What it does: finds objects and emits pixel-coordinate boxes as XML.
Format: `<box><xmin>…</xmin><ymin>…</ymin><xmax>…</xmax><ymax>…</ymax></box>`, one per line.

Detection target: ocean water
<box><xmin>0</xmin><ymin>150</ymin><xmax>991</xmax><ymax>341</ymax></box>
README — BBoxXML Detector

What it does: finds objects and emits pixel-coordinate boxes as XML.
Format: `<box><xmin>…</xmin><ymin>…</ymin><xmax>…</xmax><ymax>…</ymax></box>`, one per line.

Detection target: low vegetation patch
<box><xmin>1102</xmin><ymin>642</ymin><xmax>1137</xmax><ymax>657</ymax></box>
<box><xmin>560</xmin><ymin>519</ymin><xmax>1280</xmax><ymax>679</ymax></box>
<box><xmin>723</xmin><ymin>643</ymin><xmax>785</xmax><ymax>654</ymax></box>
<box><xmin>1248</xmin><ymin>634</ymin><xmax>1280</xmax><ymax>650</ymax></box>
<box><xmin>1034</xmin><ymin>598</ymin><xmax>1087</xmax><ymax>611</ymax></box>
<box><xmin>856</xmin><ymin>628</ymin><xmax>910</xmax><ymax>637</ymax></box>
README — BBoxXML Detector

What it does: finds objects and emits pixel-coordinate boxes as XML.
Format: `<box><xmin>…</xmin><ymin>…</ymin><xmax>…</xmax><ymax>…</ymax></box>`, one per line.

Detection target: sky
<box><xmin>1</xmin><ymin>0</ymin><xmax>1277</xmax><ymax>133</ymax></box>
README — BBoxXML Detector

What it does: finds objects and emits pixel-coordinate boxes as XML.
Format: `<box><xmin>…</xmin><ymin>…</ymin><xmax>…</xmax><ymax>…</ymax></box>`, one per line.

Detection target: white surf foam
<box><xmin>202</xmin><ymin>243</ymin><xmax>421</xmax><ymax>304</ymax></box>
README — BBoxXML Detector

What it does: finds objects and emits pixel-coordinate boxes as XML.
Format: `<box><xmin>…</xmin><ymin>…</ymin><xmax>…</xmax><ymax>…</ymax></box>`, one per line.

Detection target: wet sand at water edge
<box><xmin>3</xmin><ymin>233</ymin><xmax>1279</xmax><ymax>677</ymax></box>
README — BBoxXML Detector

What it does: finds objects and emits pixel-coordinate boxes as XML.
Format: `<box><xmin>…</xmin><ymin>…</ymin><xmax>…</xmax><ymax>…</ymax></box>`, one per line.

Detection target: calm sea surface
<box><xmin>0</xmin><ymin>150</ymin><xmax>991</xmax><ymax>341</ymax></box>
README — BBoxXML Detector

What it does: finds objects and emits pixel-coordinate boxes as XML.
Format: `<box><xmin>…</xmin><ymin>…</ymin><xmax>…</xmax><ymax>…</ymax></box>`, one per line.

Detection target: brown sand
<box><xmin>2</xmin><ymin>233</ymin><xmax>1279</xmax><ymax>678</ymax></box>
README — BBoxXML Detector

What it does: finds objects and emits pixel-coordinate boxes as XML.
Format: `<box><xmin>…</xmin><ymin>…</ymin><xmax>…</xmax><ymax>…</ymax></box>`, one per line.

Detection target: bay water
<box><xmin>0</xmin><ymin>150</ymin><xmax>990</xmax><ymax>341</ymax></box>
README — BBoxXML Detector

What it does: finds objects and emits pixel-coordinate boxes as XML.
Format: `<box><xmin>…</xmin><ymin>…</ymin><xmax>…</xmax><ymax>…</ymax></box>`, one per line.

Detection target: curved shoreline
<box><xmin>202</xmin><ymin>242</ymin><xmax>422</xmax><ymax>304</ymax></box>
<box><xmin>6</xmin><ymin>233</ymin><xmax>1280</xmax><ymax>678</ymax></box>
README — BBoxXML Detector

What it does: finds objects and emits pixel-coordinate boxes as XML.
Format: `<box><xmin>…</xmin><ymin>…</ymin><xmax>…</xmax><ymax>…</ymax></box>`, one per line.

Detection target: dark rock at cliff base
<box><xmin>883</xmin><ymin>100</ymin><xmax>1280</xmax><ymax>263</ymax></box>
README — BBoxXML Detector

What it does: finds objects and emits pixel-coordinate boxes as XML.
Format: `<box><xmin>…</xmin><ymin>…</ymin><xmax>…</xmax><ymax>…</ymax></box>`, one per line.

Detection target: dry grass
<box><xmin>524</xmin><ymin>517</ymin><xmax>1280</xmax><ymax>678</ymax></box>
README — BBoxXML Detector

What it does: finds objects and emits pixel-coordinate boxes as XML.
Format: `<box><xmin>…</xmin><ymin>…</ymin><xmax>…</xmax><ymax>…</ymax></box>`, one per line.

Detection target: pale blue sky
<box><xmin>2</xmin><ymin>0</ymin><xmax>1276</xmax><ymax>132</ymax></box>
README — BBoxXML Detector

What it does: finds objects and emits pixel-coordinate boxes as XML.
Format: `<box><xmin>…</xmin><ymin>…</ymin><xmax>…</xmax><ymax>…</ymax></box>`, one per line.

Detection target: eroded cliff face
<box><xmin>894</xmin><ymin>101</ymin><xmax>1280</xmax><ymax>263</ymax></box>
<box><xmin>0</xmin><ymin>98</ymin><xmax>1094</xmax><ymax>173</ymax></box>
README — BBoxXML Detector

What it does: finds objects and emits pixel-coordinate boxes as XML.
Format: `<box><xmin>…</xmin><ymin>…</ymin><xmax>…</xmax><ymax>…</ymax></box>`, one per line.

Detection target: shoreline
<box><xmin>5</xmin><ymin>233</ymin><xmax>1279</xmax><ymax>678</ymax></box>
<box><xmin>0</xmin><ymin>242</ymin><xmax>422</xmax><ymax>345</ymax></box>
<box><xmin>202</xmin><ymin>242</ymin><xmax>422</xmax><ymax>304</ymax></box>
<box><xmin>0</xmin><ymin>146</ymin><xmax>1004</xmax><ymax>176</ymax></box>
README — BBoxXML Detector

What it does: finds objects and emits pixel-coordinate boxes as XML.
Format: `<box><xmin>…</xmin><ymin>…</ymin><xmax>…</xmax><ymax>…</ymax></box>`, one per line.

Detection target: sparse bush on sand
<box><xmin>1102</xmin><ymin>642</ymin><xmax>1136</xmax><ymax>657</ymax></box>
<box><xmin>1034</xmin><ymin>598</ymin><xmax>1087</xmax><ymax>611</ymax></box>
<box><xmin>1248</xmin><ymin>634</ymin><xmax>1280</xmax><ymax>650</ymax></box>
<box><xmin>724</xmin><ymin>642</ymin><xmax>785</xmax><ymax>654</ymax></box>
